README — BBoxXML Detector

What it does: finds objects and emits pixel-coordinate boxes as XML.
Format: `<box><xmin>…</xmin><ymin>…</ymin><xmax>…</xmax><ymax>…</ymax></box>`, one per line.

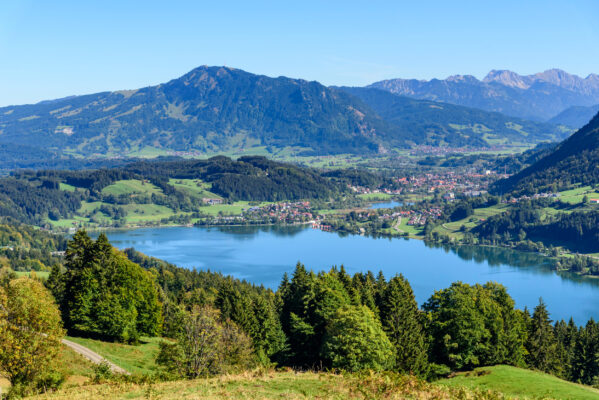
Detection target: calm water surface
<box><xmin>369</xmin><ymin>201</ymin><xmax>402</xmax><ymax>209</ymax></box>
<box><xmin>99</xmin><ymin>225</ymin><xmax>599</xmax><ymax>323</ymax></box>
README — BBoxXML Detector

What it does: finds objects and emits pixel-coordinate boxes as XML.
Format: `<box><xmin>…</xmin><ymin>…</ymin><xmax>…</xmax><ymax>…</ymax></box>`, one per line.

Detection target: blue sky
<box><xmin>1</xmin><ymin>0</ymin><xmax>598</xmax><ymax>106</ymax></box>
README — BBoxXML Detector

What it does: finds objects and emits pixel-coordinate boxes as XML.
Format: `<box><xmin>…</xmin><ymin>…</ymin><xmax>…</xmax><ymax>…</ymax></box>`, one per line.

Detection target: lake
<box><xmin>369</xmin><ymin>201</ymin><xmax>402</xmax><ymax>209</ymax></box>
<box><xmin>98</xmin><ymin>225</ymin><xmax>599</xmax><ymax>323</ymax></box>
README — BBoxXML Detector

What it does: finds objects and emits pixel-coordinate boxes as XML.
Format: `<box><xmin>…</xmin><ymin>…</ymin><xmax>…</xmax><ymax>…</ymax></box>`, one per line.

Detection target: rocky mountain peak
<box><xmin>446</xmin><ymin>74</ymin><xmax>479</xmax><ymax>84</ymax></box>
<box><xmin>483</xmin><ymin>70</ymin><xmax>530</xmax><ymax>89</ymax></box>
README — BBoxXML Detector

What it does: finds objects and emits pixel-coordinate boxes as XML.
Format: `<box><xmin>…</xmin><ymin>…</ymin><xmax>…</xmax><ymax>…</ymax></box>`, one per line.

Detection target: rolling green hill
<box><xmin>442</xmin><ymin>365</ymin><xmax>599</xmax><ymax>400</ymax></box>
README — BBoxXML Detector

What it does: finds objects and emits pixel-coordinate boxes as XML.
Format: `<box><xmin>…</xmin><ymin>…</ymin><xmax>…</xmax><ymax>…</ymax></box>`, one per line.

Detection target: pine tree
<box><xmin>571</xmin><ymin>319</ymin><xmax>599</xmax><ymax>385</ymax></box>
<box><xmin>379</xmin><ymin>274</ymin><xmax>429</xmax><ymax>376</ymax></box>
<box><xmin>526</xmin><ymin>299</ymin><xmax>561</xmax><ymax>375</ymax></box>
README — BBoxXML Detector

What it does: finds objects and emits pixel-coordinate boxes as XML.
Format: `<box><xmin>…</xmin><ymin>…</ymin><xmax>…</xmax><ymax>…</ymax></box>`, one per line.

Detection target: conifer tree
<box><xmin>526</xmin><ymin>299</ymin><xmax>561</xmax><ymax>375</ymax></box>
<box><xmin>379</xmin><ymin>274</ymin><xmax>428</xmax><ymax>376</ymax></box>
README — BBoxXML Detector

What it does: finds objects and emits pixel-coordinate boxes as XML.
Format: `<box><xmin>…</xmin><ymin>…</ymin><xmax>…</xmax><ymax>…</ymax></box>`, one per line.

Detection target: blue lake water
<box><xmin>369</xmin><ymin>201</ymin><xmax>402</xmax><ymax>209</ymax></box>
<box><xmin>98</xmin><ymin>225</ymin><xmax>599</xmax><ymax>324</ymax></box>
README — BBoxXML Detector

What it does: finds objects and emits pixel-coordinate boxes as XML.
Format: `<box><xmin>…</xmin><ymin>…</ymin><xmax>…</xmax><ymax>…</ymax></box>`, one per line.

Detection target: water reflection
<box><xmin>94</xmin><ymin>225</ymin><xmax>599</xmax><ymax>323</ymax></box>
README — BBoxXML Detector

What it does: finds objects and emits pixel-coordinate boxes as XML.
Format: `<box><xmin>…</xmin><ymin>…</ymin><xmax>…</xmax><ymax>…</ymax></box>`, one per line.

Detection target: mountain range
<box><xmin>0</xmin><ymin>66</ymin><xmax>573</xmax><ymax>163</ymax></box>
<box><xmin>339</xmin><ymin>87</ymin><xmax>568</xmax><ymax>147</ymax></box>
<box><xmin>369</xmin><ymin>69</ymin><xmax>599</xmax><ymax>124</ymax></box>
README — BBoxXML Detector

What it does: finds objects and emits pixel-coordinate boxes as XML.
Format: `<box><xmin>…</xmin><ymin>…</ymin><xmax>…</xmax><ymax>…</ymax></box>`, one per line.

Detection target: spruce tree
<box><xmin>526</xmin><ymin>299</ymin><xmax>561</xmax><ymax>375</ymax></box>
<box><xmin>379</xmin><ymin>274</ymin><xmax>429</xmax><ymax>376</ymax></box>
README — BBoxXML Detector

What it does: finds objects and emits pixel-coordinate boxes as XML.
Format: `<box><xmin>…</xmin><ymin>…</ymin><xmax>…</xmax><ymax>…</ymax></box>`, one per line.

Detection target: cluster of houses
<box><xmin>408</xmin><ymin>145</ymin><xmax>505</xmax><ymax>156</ymax></box>
<box><xmin>243</xmin><ymin>201</ymin><xmax>313</xmax><ymax>223</ymax></box>
<box><xmin>202</xmin><ymin>197</ymin><xmax>223</xmax><ymax>205</ymax></box>
<box><xmin>406</xmin><ymin>207</ymin><xmax>443</xmax><ymax>226</ymax></box>
<box><xmin>503</xmin><ymin>192</ymin><xmax>560</xmax><ymax>204</ymax></box>
<box><xmin>394</xmin><ymin>170</ymin><xmax>496</xmax><ymax>197</ymax></box>
<box><xmin>348</xmin><ymin>185</ymin><xmax>402</xmax><ymax>195</ymax></box>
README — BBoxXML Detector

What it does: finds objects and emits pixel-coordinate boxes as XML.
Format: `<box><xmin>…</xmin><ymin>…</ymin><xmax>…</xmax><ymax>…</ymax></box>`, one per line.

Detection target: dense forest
<box><xmin>468</xmin><ymin>201</ymin><xmax>599</xmax><ymax>259</ymax></box>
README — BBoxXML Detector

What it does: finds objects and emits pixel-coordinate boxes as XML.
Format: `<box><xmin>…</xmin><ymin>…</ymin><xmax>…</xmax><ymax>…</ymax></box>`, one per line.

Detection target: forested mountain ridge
<box><xmin>369</xmin><ymin>69</ymin><xmax>599</xmax><ymax>121</ymax></box>
<box><xmin>340</xmin><ymin>87</ymin><xmax>569</xmax><ymax>147</ymax></box>
<box><xmin>494</xmin><ymin>112</ymin><xmax>599</xmax><ymax>195</ymax></box>
<box><xmin>548</xmin><ymin>104</ymin><xmax>599</xmax><ymax>128</ymax></box>
<box><xmin>0</xmin><ymin>66</ymin><xmax>401</xmax><ymax>157</ymax></box>
<box><xmin>0</xmin><ymin>66</ymin><xmax>572</xmax><ymax>164</ymax></box>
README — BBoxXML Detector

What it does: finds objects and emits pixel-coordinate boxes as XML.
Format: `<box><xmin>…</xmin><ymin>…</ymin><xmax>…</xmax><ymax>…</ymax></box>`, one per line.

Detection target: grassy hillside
<box><xmin>29</xmin><ymin>370</ymin><xmax>515</xmax><ymax>400</ymax></box>
<box><xmin>64</xmin><ymin>336</ymin><xmax>163</xmax><ymax>376</ymax></box>
<box><xmin>442</xmin><ymin>365</ymin><xmax>599</xmax><ymax>400</ymax></box>
<box><xmin>25</xmin><ymin>337</ymin><xmax>598</xmax><ymax>400</ymax></box>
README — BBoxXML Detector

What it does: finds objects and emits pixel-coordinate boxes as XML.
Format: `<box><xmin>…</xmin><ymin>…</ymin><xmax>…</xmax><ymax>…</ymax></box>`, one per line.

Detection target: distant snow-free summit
<box><xmin>370</xmin><ymin>69</ymin><xmax>599</xmax><ymax>124</ymax></box>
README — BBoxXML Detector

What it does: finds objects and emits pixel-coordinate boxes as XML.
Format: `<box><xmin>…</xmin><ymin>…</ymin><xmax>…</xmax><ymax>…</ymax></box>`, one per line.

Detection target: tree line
<box><xmin>2</xmin><ymin>230</ymin><xmax>598</xmax><ymax>396</ymax></box>
<box><xmin>35</xmin><ymin>232</ymin><xmax>599</xmax><ymax>387</ymax></box>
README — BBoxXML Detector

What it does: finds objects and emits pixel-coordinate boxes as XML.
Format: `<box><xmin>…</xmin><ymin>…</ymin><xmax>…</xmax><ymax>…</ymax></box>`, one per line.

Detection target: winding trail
<box><xmin>393</xmin><ymin>216</ymin><xmax>404</xmax><ymax>233</ymax></box>
<box><xmin>61</xmin><ymin>339</ymin><xmax>130</xmax><ymax>375</ymax></box>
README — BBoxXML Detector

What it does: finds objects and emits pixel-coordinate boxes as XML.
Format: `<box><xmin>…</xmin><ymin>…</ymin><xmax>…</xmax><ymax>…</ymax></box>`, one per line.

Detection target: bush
<box><xmin>156</xmin><ymin>306</ymin><xmax>255</xmax><ymax>378</ymax></box>
<box><xmin>321</xmin><ymin>305</ymin><xmax>394</xmax><ymax>372</ymax></box>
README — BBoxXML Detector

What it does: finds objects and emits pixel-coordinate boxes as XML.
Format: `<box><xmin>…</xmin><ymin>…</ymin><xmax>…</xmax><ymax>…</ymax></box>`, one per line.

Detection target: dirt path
<box><xmin>61</xmin><ymin>339</ymin><xmax>130</xmax><ymax>375</ymax></box>
<box><xmin>393</xmin><ymin>216</ymin><xmax>404</xmax><ymax>233</ymax></box>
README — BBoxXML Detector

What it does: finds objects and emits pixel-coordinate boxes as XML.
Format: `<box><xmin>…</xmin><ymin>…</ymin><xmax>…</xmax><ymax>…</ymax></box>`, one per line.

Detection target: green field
<box><xmin>395</xmin><ymin>217</ymin><xmax>424</xmax><ymax>236</ymax></box>
<box><xmin>437</xmin><ymin>203</ymin><xmax>509</xmax><ymax>238</ymax></box>
<box><xmin>101</xmin><ymin>179</ymin><xmax>163</xmax><ymax>196</ymax></box>
<box><xmin>168</xmin><ymin>178</ymin><xmax>222</xmax><ymax>199</ymax></box>
<box><xmin>59</xmin><ymin>182</ymin><xmax>77</xmax><ymax>192</ymax></box>
<box><xmin>65</xmin><ymin>336</ymin><xmax>163</xmax><ymax>375</ymax></box>
<box><xmin>13</xmin><ymin>270</ymin><xmax>50</xmax><ymax>279</ymax></box>
<box><xmin>120</xmin><ymin>203</ymin><xmax>176</xmax><ymax>223</ymax></box>
<box><xmin>558</xmin><ymin>186</ymin><xmax>599</xmax><ymax>204</ymax></box>
<box><xmin>442</xmin><ymin>365</ymin><xmax>599</xmax><ymax>400</ymax></box>
<box><xmin>357</xmin><ymin>192</ymin><xmax>393</xmax><ymax>201</ymax></box>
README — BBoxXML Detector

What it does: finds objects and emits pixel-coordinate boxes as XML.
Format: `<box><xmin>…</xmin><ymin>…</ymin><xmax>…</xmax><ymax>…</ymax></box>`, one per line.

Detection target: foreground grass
<box><xmin>441</xmin><ymin>365</ymin><xmax>599</xmax><ymax>400</ymax></box>
<box><xmin>31</xmin><ymin>370</ymin><xmax>510</xmax><ymax>400</ymax></box>
<box><xmin>64</xmin><ymin>336</ymin><xmax>163</xmax><ymax>375</ymax></box>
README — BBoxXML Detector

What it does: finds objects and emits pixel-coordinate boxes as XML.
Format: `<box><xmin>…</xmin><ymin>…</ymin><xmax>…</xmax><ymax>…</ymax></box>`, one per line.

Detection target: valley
<box><xmin>5</xmin><ymin>2</ymin><xmax>599</xmax><ymax>398</ymax></box>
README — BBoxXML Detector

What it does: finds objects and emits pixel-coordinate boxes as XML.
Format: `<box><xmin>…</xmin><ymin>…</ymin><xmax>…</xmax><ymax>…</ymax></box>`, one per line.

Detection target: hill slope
<box><xmin>494</xmin><ymin>111</ymin><xmax>599</xmax><ymax>194</ymax></box>
<box><xmin>369</xmin><ymin>69</ymin><xmax>599</xmax><ymax>121</ymax></box>
<box><xmin>443</xmin><ymin>365</ymin><xmax>599</xmax><ymax>400</ymax></box>
<box><xmin>29</xmin><ymin>366</ymin><xmax>599</xmax><ymax>399</ymax></box>
<box><xmin>340</xmin><ymin>87</ymin><xmax>570</xmax><ymax>147</ymax></box>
